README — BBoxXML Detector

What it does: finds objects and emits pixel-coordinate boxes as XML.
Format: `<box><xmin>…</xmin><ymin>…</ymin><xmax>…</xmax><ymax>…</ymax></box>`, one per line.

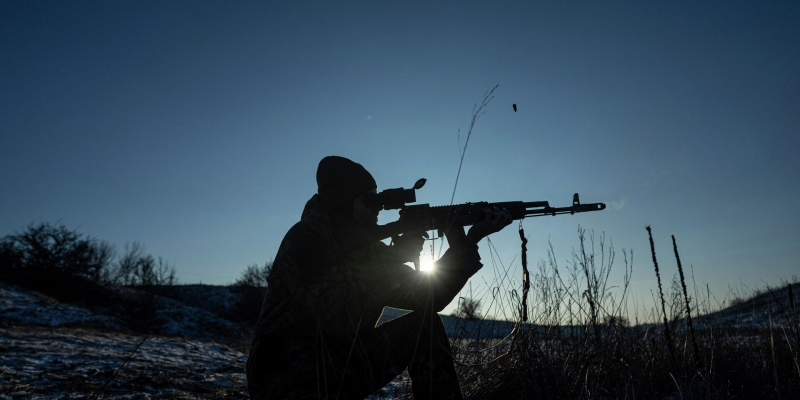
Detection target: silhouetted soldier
<box><xmin>246</xmin><ymin>156</ymin><xmax>512</xmax><ymax>399</ymax></box>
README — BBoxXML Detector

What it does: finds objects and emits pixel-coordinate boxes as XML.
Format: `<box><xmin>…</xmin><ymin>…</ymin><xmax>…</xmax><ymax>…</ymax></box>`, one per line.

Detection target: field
<box><xmin>1</xmin><ymin>224</ymin><xmax>798</xmax><ymax>399</ymax></box>
<box><xmin>2</xmin><ymin>275</ymin><xmax>798</xmax><ymax>399</ymax></box>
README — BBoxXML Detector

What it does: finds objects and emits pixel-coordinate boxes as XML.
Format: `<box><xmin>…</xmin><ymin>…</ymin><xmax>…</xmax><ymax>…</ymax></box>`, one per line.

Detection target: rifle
<box><xmin>366</xmin><ymin>179</ymin><xmax>607</xmax><ymax>269</ymax></box>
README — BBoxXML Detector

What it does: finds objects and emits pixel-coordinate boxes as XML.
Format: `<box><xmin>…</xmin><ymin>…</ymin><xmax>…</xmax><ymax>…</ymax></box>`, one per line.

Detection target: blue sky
<box><xmin>2</xmin><ymin>1</ymin><xmax>798</xmax><ymax>318</ymax></box>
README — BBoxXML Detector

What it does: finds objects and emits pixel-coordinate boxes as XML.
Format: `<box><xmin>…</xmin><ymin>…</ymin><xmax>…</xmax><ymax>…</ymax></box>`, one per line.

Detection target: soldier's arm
<box><xmin>365</xmin><ymin>207</ymin><xmax>512</xmax><ymax>313</ymax></box>
<box><xmin>367</xmin><ymin>239</ymin><xmax>482</xmax><ymax>313</ymax></box>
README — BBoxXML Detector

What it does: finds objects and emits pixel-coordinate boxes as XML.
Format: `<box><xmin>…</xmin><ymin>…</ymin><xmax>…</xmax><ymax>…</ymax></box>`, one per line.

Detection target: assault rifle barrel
<box><xmin>522</xmin><ymin>202</ymin><xmax>606</xmax><ymax>217</ymax></box>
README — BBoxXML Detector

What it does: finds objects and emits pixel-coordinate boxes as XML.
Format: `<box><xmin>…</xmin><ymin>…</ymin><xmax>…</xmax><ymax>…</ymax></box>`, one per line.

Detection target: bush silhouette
<box><xmin>110</xmin><ymin>241</ymin><xmax>177</xmax><ymax>286</ymax></box>
<box><xmin>0</xmin><ymin>222</ymin><xmax>117</xmax><ymax>303</ymax></box>
<box><xmin>0</xmin><ymin>222</ymin><xmax>114</xmax><ymax>283</ymax></box>
<box><xmin>227</xmin><ymin>262</ymin><xmax>272</xmax><ymax>326</ymax></box>
<box><xmin>452</xmin><ymin>297</ymin><xmax>482</xmax><ymax>321</ymax></box>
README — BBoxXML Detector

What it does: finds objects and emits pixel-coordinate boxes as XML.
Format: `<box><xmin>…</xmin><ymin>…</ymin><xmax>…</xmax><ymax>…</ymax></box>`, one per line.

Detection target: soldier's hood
<box><xmin>301</xmin><ymin>194</ymin><xmax>357</xmax><ymax>229</ymax></box>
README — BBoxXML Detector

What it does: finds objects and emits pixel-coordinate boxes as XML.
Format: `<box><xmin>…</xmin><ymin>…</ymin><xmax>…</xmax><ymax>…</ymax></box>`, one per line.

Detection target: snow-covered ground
<box><xmin>3</xmin><ymin>280</ymin><xmax>796</xmax><ymax>399</ymax></box>
<box><xmin>0</xmin><ymin>326</ymin><xmax>248</xmax><ymax>399</ymax></box>
<box><xmin>0</xmin><ymin>283</ymin><xmax>249</xmax><ymax>399</ymax></box>
<box><xmin>0</xmin><ymin>284</ymin><xmax>122</xmax><ymax>330</ymax></box>
<box><xmin>0</xmin><ymin>283</ymin><xmax>408</xmax><ymax>399</ymax></box>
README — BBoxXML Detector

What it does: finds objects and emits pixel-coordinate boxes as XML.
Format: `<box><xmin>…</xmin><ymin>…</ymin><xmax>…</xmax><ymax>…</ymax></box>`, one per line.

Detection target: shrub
<box><xmin>234</xmin><ymin>262</ymin><xmax>271</xmax><ymax>288</ymax></box>
<box><xmin>0</xmin><ymin>222</ymin><xmax>114</xmax><ymax>283</ymax></box>
<box><xmin>109</xmin><ymin>241</ymin><xmax>177</xmax><ymax>286</ymax></box>
<box><xmin>226</xmin><ymin>261</ymin><xmax>272</xmax><ymax>326</ymax></box>
<box><xmin>452</xmin><ymin>297</ymin><xmax>482</xmax><ymax>321</ymax></box>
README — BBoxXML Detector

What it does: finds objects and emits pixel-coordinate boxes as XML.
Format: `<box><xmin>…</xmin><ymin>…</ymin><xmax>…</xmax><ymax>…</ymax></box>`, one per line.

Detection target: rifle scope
<box><xmin>363</xmin><ymin>178</ymin><xmax>426</xmax><ymax>210</ymax></box>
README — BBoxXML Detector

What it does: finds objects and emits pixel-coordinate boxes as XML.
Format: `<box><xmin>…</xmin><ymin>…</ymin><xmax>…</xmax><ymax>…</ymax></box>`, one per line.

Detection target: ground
<box><xmin>0</xmin><ymin>283</ymin><xmax>409</xmax><ymax>399</ymax></box>
<box><xmin>1</xmin><ymin>326</ymin><xmax>247</xmax><ymax>399</ymax></box>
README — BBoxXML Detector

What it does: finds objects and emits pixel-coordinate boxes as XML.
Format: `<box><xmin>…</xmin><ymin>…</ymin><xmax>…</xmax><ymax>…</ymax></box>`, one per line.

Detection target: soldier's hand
<box><xmin>466</xmin><ymin>206</ymin><xmax>513</xmax><ymax>245</ymax></box>
<box><xmin>391</xmin><ymin>231</ymin><xmax>428</xmax><ymax>263</ymax></box>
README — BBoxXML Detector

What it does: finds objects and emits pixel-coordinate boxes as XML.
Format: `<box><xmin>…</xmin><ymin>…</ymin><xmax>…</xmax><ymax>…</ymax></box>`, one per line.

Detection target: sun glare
<box><xmin>419</xmin><ymin>257</ymin><xmax>435</xmax><ymax>273</ymax></box>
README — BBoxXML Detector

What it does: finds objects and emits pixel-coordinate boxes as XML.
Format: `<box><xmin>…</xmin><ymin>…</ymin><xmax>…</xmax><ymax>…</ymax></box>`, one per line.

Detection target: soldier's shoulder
<box><xmin>284</xmin><ymin>216</ymin><xmax>334</xmax><ymax>246</ymax></box>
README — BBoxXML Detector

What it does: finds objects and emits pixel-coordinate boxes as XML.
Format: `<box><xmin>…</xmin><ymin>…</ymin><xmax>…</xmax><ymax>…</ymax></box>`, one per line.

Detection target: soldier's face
<box><xmin>353</xmin><ymin>189</ymin><xmax>380</xmax><ymax>227</ymax></box>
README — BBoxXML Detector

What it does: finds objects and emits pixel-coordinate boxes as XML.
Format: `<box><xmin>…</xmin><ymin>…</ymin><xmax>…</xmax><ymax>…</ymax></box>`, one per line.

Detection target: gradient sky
<box><xmin>2</xmin><ymin>1</ymin><xmax>798</xmax><ymax>319</ymax></box>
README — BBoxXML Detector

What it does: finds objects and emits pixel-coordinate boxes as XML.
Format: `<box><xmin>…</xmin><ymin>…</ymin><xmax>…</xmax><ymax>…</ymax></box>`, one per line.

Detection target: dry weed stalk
<box><xmin>672</xmin><ymin>235</ymin><xmax>701</xmax><ymax>372</ymax></box>
<box><xmin>646</xmin><ymin>225</ymin><xmax>676</xmax><ymax>364</ymax></box>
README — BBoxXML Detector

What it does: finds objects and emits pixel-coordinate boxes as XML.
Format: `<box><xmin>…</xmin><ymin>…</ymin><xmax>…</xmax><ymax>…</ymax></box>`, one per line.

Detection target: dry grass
<box><xmin>443</xmin><ymin>226</ymin><xmax>800</xmax><ymax>399</ymax></box>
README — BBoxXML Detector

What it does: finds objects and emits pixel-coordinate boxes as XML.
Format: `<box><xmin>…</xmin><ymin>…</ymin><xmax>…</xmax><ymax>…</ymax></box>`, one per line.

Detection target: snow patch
<box><xmin>0</xmin><ymin>283</ymin><xmax>121</xmax><ymax>329</ymax></box>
